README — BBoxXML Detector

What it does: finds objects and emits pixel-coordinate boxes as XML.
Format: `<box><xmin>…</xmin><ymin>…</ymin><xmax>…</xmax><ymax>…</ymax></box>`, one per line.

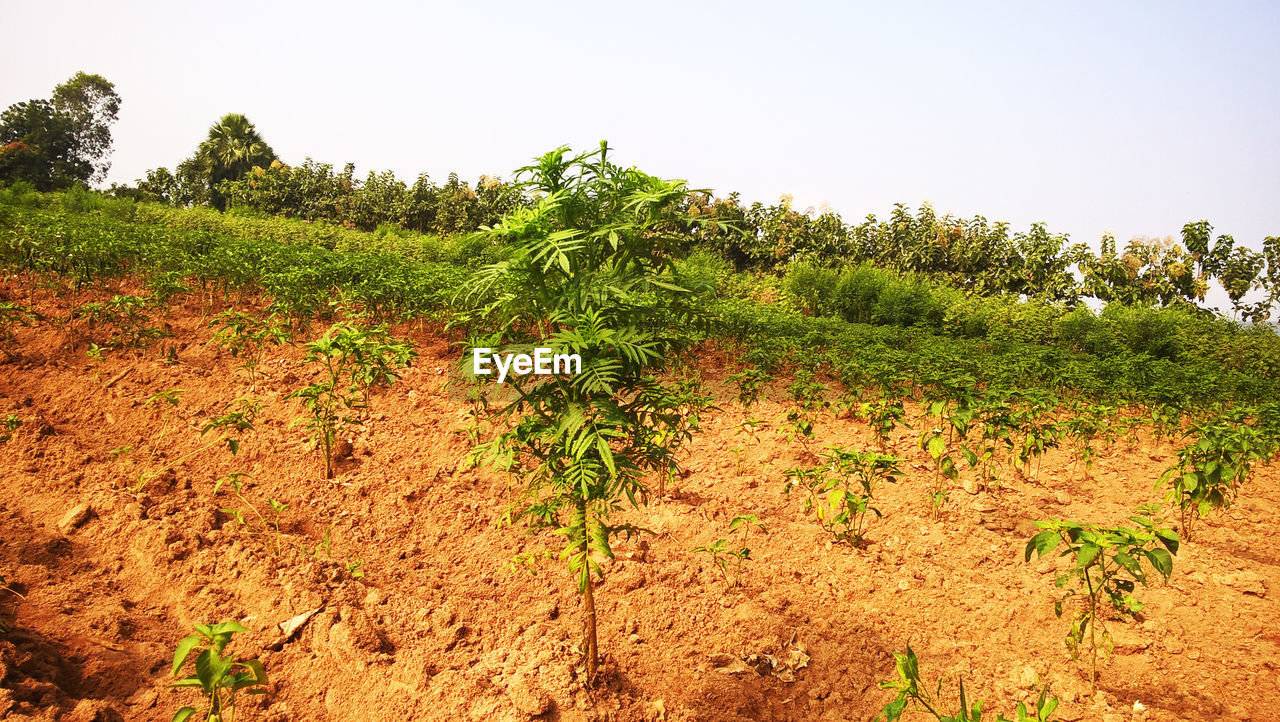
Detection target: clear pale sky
<box><xmin>3</xmin><ymin>0</ymin><xmax>1278</xmax><ymax>253</ymax></box>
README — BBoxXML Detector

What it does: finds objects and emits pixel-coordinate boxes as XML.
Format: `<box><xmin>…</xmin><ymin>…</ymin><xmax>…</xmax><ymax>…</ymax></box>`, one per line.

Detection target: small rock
<box><xmin>970</xmin><ymin>497</ymin><xmax>997</xmax><ymax>513</ymax></box>
<box><xmin>1216</xmin><ymin>571</ymin><xmax>1267</xmax><ymax>597</ymax></box>
<box><xmin>58</xmin><ymin>504</ymin><xmax>93</xmax><ymax>534</ymax></box>
<box><xmin>1111</xmin><ymin>626</ymin><xmax>1150</xmax><ymax>654</ymax></box>
<box><xmin>961</xmin><ymin>479</ymin><xmax>981</xmax><ymax>495</ymax></box>
<box><xmin>506</xmin><ymin>675</ymin><xmax>553</xmax><ymax>717</ymax></box>
<box><xmin>1054</xmin><ymin>491</ymin><xmax>1071</xmax><ymax>505</ymax></box>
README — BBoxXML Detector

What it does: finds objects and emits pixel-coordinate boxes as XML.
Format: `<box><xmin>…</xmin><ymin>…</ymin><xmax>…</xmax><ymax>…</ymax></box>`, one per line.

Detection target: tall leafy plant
<box><xmin>462</xmin><ymin>142</ymin><xmax>720</xmax><ymax>680</ymax></box>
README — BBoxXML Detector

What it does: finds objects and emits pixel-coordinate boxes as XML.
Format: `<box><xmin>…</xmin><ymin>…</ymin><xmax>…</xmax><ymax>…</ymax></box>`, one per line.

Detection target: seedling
<box><xmin>170</xmin><ymin>621</ymin><xmax>268</xmax><ymax>722</ymax></box>
<box><xmin>147</xmin><ymin>389</ymin><xmax>185</xmax><ymax>408</ymax></box>
<box><xmin>345</xmin><ymin>559</ymin><xmax>366</xmax><ymax>580</ymax></box>
<box><xmin>860</xmin><ymin>398</ymin><xmax>907</xmax><ymax>452</ymax></box>
<box><xmin>134</xmin><ymin>398</ymin><xmax>260</xmax><ymax>491</ymax></box>
<box><xmin>692</xmin><ymin>513</ymin><xmax>766</xmax><ymax>589</ymax></box>
<box><xmin>727</xmin><ymin>367</ymin><xmax>772</xmax><ymax>408</ymax></box>
<box><xmin>785</xmin><ymin>447</ymin><xmax>901</xmax><ymax>545</ymax></box>
<box><xmin>1157</xmin><ymin>414</ymin><xmax>1267</xmax><ymax>540</ymax></box>
<box><xmin>208</xmin><ymin>310</ymin><xmax>291</xmax><ymax>390</ymax></box>
<box><xmin>74</xmin><ymin>295</ymin><xmax>163</xmax><ymax>349</ymax></box>
<box><xmin>287</xmin><ymin>322</ymin><xmax>414</xmax><ymax>479</ymax></box>
<box><xmin>879</xmin><ymin>645</ymin><xmax>1059</xmax><ymax>721</ymax></box>
<box><xmin>215</xmin><ymin>473</ymin><xmax>288</xmax><ymax>554</ymax></box>
<box><xmin>919</xmin><ymin>428</ymin><xmax>956</xmax><ymax>519</ymax></box>
<box><xmin>1024</xmin><ymin>508</ymin><xmax>1178</xmax><ymax>693</ymax></box>
<box><xmin>0</xmin><ymin>415</ymin><xmax>19</xmax><ymax>444</ymax></box>
<box><xmin>0</xmin><ymin>301</ymin><xmax>34</xmax><ymax>360</ymax></box>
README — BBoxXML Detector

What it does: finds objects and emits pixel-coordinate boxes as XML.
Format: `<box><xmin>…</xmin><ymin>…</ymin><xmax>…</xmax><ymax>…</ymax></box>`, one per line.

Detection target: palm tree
<box><xmin>196</xmin><ymin>113</ymin><xmax>276</xmax><ymax>210</ymax></box>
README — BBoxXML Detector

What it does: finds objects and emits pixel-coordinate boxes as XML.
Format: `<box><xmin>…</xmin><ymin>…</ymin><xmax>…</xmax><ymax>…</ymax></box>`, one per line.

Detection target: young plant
<box><xmin>134</xmin><ymin>398</ymin><xmax>260</xmax><ymax>491</ymax></box>
<box><xmin>785</xmin><ymin>447</ymin><xmax>902</xmax><ymax>545</ymax></box>
<box><xmin>879</xmin><ymin>645</ymin><xmax>1059</xmax><ymax>722</ymax></box>
<box><xmin>727</xmin><ymin>367</ymin><xmax>771</xmax><ymax>408</ymax></box>
<box><xmin>208</xmin><ymin>310</ymin><xmax>290</xmax><ymax>390</ymax></box>
<box><xmin>0</xmin><ymin>301</ymin><xmax>34</xmax><ymax>360</ymax></box>
<box><xmin>170</xmin><ymin>621</ymin><xmax>268</xmax><ymax>722</ymax></box>
<box><xmin>691</xmin><ymin>513</ymin><xmax>767</xmax><ymax>589</ymax></box>
<box><xmin>1024</xmin><ymin>509</ymin><xmax>1178</xmax><ymax>693</ymax></box>
<box><xmin>0</xmin><ymin>415</ymin><xmax>20</xmax><ymax>444</ymax></box>
<box><xmin>784</xmin><ymin>369</ymin><xmax>828</xmax><ymax>453</ymax></box>
<box><xmin>1157</xmin><ymin>413</ymin><xmax>1268</xmax><ymax>540</ymax></box>
<box><xmin>859</xmin><ymin>395</ymin><xmax>907</xmax><ymax>453</ymax></box>
<box><xmin>919</xmin><ymin>427</ymin><xmax>956</xmax><ymax>519</ymax></box>
<box><xmin>215</xmin><ymin>473</ymin><xmax>288</xmax><ymax>555</ymax></box>
<box><xmin>461</xmin><ymin>143</ymin><xmax>716</xmax><ymax>680</ymax></box>
<box><xmin>74</xmin><ymin>294</ymin><xmax>163</xmax><ymax>349</ymax></box>
<box><xmin>287</xmin><ymin>322</ymin><xmax>414</xmax><ymax>479</ymax></box>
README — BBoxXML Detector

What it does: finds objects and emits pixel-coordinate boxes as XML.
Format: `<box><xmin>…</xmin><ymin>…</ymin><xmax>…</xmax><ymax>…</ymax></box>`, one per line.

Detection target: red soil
<box><xmin>0</xmin><ymin>279</ymin><xmax>1277</xmax><ymax>721</ymax></box>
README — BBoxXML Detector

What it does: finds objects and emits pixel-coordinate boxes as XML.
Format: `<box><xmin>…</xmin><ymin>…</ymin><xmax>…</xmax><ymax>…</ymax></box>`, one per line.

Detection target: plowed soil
<box><xmin>1</xmin><ymin>277</ymin><xmax>1277</xmax><ymax>721</ymax></box>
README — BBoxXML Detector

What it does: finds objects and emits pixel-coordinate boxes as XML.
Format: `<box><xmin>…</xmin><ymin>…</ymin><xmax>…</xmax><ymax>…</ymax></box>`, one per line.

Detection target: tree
<box><xmin>194</xmin><ymin>113</ymin><xmax>276</xmax><ymax>210</ymax></box>
<box><xmin>464</xmin><ymin>142</ymin><xmax>717</xmax><ymax>680</ymax></box>
<box><xmin>0</xmin><ymin>100</ymin><xmax>90</xmax><ymax>190</ymax></box>
<box><xmin>50</xmin><ymin>72</ymin><xmax>120</xmax><ymax>184</ymax></box>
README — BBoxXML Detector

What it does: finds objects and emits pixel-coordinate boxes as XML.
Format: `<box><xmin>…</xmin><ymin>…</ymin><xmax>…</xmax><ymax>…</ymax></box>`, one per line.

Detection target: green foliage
<box><xmin>170</xmin><ymin>621</ymin><xmax>268</xmax><ymax>722</ymax></box>
<box><xmin>189</xmin><ymin>113</ymin><xmax>277</xmax><ymax>211</ymax></box>
<box><xmin>691</xmin><ymin>513</ymin><xmax>766</xmax><ymax>589</ymax></box>
<box><xmin>0</xmin><ymin>301</ymin><xmax>34</xmax><ymax>359</ymax></box>
<box><xmin>214</xmin><ymin>473</ymin><xmax>288</xmax><ymax>555</ymax></box>
<box><xmin>0</xmin><ymin>100</ymin><xmax>91</xmax><ymax>190</ymax></box>
<box><xmin>135</xmin><ymin>398</ymin><xmax>260</xmax><ymax>491</ymax></box>
<box><xmin>879</xmin><ymin>645</ymin><xmax>1059</xmax><ymax>722</ymax></box>
<box><xmin>50</xmin><ymin>72</ymin><xmax>120</xmax><ymax>184</ymax></box>
<box><xmin>208</xmin><ymin>310</ymin><xmax>290</xmax><ymax>389</ymax></box>
<box><xmin>1024</xmin><ymin>510</ymin><xmax>1178</xmax><ymax>692</ymax></box>
<box><xmin>464</xmin><ymin>142</ymin><xmax>718</xmax><ymax>679</ymax></box>
<box><xmin>785</xmin><ymin>447</ymin><xmax>902</xmax><ymax>545</ymax></box>
<box><xmin>782</xmin><ymin>260</ymin><xmax>839</xmax><ymax>316</ymax></box>
<box><xmin>1157</xmin><ymin>411</ymin><xmax>1272</xmax><ymax>540</ymax></box>
<box><xmin>287</xmin><ymin>323</ymin><xmax>413</xmax><ymax>479</ymax></box>
<box><xmin>727</xmin><ymin>367</ymin><xmax>771</xmax><ymax>408</ymax></box>
<box><xmin>918</xmin><ymin>427</ymin><xmax>956</xmax><ymax>518</ymax></box>
<box><xmin>860</xmin><ymin>397</ymin><xmax>907</xmax><ymax>453</ymax></box>
<box><xmin>0</xmin><ymin>414</ymin><xmax>19</xmax><ymax>443</ymax></box>
<box><xmin>73</xmin><ymin>294</ymin><xmax>163</xmax><ymax>349</ymax></box>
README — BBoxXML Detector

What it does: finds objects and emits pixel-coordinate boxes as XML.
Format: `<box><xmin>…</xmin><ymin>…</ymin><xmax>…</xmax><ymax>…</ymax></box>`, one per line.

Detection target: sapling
<box><xmin>692</xmin><ymin>513</ymin><xmax>766</xmax><ymax>589</ymax></box>
<box><xmin>1024</xmin><ymin>508</ymin><xmax>1178</xmax><ymax>693</ymax></box>
<box><xmin>462</xmin><ymin>142</ymin><xmax>717</xmax><ymax>680</ymax></box>
<box><xmin>170</xmin><ymin>621</ymin><xmax>268</xmax><ymax>722</ymax></box>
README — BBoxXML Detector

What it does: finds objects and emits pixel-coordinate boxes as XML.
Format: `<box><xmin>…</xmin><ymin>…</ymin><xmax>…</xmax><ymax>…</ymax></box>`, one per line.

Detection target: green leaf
<box><xmin>1144</xmin><ymin>547</ymin><xmax>1174</xmax><ymax>579</ymax></box>
<box><xmin>1025</xmin><ymin>530</ymin><xmax>1058</xmax><ymax>561</ymax></box>
<box><xmin>171</xmin><ymin>634</ymin><xmax>202</xmax><ymax>676</ymax></box>
<box><xmin>171</xmin><ymin>707</ymin><xmax>198</xmax><ymax>722</ymax></box>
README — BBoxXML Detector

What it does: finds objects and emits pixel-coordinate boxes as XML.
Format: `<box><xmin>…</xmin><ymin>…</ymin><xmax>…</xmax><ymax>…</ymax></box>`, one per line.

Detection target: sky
<box><xmin>3</xmin><ymin>0</ymin><xmax>1279</xmax><ymax>259</ymax></box>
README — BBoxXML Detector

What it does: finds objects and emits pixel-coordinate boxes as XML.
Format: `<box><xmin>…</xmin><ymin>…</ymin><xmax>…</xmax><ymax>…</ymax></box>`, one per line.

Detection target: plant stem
<box><xmin>578</xmin><ymin>499</ymin><xmax>599</xmax><ymax>680</ymax></box>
